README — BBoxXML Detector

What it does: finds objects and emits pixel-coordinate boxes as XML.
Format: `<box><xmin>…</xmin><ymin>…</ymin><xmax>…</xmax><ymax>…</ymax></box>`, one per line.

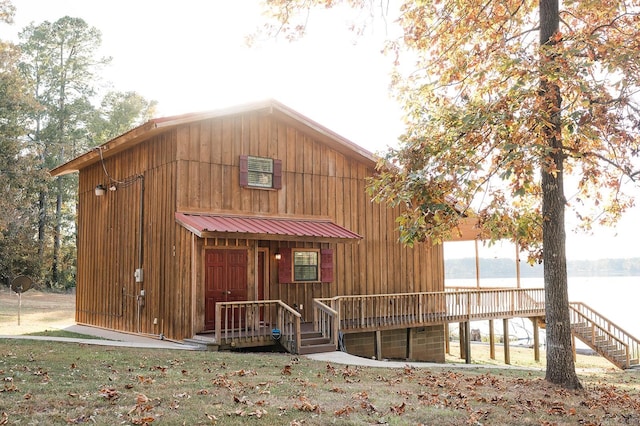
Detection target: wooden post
<box><xmin>445</xmin><ymin>323</ymin><xmax>450</xmax><ymax>354</ymax></box>
<box><xmin>572</xmin><ymin>334</ymin><xmax>577</xmax><ymax>362</ymax></box>
<box><xmin>459</xmin><ymin>322</ymin><xmax>466</xmax><ymax>360</ymax></box>
<box><xmin>503</xmin><ymin>318</ymin><xmax>510</xmax><ymax>365</ymax></box>
<box><xmin>465</xmin><ymin>321</ymin><xmax>472</xmax><ymax>364</ymax></box>
<box><xmin>375</xmin><ymin>330</ymin><xmax>382</xmax><ymax>360</ymax></box>
<box><xmin>533</xmin><ymin>318</ymin><xmax>540</xmax><ymax>362</ymax></box>
<box><xmin>515</xmin><ymin>242</ymin><xmax>521</xmax><ymax>289</ymax></box>
<box><xmin>474</xmin><ymin>240</ymin><xmax>480</xmax><ymax>288</ymax></box>
<box><xmin>489</xmin><ymin>319</ymin><xmax>495</xmax><ymax>360</ymax></box>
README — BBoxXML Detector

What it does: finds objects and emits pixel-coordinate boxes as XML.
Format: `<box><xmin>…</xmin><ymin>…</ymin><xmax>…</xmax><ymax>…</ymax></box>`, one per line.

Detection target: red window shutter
<box><xmin>239</xmin><ymin>155</ymin><xmax>248</xmax><ymax>187</ymax></box>
<box><xmin>273</xmin><ymin>159</ymin><xmax>282</xmax><ymax>189</ymax></box>
<box><xmin>278</xmin><ymin>247</ymin><xmax>293</xmax><ymax>283</ymax></box>
<box><xmin>320</xmin><ymin>249</ymin><xmax>334</xmax><ymax>283</ymax></box>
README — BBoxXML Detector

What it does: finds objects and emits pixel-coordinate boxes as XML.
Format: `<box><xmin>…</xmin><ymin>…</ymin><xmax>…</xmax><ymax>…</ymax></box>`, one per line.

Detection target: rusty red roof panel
<box><xmin>175</xmin><ymin>213</ymin><xmax>362</xmax><ymax>240</ymax></box>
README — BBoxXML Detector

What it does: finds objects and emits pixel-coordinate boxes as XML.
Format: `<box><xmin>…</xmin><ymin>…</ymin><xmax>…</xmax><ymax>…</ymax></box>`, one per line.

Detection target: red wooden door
<box><xmin>204</xmin><ymin>249</ymin><xmax>248</xmax><ymax>330</ymax></box>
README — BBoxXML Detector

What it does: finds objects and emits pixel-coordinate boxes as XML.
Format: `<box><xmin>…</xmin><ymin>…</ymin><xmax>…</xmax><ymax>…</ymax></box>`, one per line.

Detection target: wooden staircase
<box><xmin>298</xmin><ymin>324</ymin><xmax>337</xmax><ymax>355</ymax></box>
<box><xmin>569</xmin><ymin>302</ymin><xmax>640</xmax><ymax>369</ymax></box>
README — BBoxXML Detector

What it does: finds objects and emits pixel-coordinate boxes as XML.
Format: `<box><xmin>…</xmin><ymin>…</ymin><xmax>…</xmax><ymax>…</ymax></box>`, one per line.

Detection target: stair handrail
<box><xmin>276</xmin><ymin>301</ymin><xmax>302</xmax><ymax>354</ymax></box>
<box><xmin>570</xmin><ymin>302</ymin><xmax>639</xmax><ymax>365</ymax></box>
<box><xmin>312</xmin><ymin>298</ymin><xmax>339</xmax><ymax>350</ymax></box>
<box><xmin>569</xmin><ymin>303</ymin><xmax>635</xmax><ymax>368</ymax></box>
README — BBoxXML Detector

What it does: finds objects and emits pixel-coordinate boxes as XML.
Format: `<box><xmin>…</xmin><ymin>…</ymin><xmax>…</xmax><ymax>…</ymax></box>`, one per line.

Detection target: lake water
<box><xmin>445</xmin><ymin>276</ymin><xmax>640</xmax><ymax>345</ymax></box>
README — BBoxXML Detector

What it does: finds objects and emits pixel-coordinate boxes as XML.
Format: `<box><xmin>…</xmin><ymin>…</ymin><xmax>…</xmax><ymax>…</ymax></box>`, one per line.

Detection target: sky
<box><xmin>1</xmin><ymin>0</ymin><xmax>638</xmax><ymax>262</ymax></box>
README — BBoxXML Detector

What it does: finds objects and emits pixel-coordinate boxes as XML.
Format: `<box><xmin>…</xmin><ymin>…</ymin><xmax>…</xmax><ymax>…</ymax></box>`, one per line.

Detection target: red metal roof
<box><xmin>175</xmin><ymin>213</ymin><xmax>362</xmax><ymax>242</ymax></box>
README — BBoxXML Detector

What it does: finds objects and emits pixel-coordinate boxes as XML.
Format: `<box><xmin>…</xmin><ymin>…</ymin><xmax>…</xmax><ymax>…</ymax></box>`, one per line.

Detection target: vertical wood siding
<box><xmin>75</xmin><ymin>110</ymin><xmax>443</xmax><ymax>340</ymax></box>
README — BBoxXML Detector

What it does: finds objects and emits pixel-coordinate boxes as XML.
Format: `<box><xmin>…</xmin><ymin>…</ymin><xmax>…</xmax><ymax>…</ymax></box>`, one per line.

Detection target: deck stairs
<box><xmin>568</xmin><ymin>302</ymin><xmax>640</xmax><ymax>369</ymax></box>
<box><xmin>298</xmin><ymin>325</ymin><xmax>336</xmax><ymax>355</ymax></box>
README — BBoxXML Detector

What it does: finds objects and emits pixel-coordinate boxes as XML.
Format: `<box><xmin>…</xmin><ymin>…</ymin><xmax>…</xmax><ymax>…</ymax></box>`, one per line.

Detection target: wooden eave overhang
<box><xmin>176</xmin><ymin>212</ymin><xmax>363</xmax><ymax>244</ymax></box>
<box><xmin>445</xmin><ymin>216</ymin><xmax>483</xmax><ymax>242</ymax></box>
<box><xmin>50</xmin><ymin>99</ymin><xmax>377</xmax><ymax>177</ymax></box>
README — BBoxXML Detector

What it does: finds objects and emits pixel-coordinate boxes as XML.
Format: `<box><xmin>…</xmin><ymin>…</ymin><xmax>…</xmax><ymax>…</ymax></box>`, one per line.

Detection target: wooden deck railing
<box><xmin>570</xmin><ymin>302</ymin><xmax>640</xmax><ymax>368</ymax></box>
<box><xmin>214</xmin><ymin>300</ymin><xmax>301</xmax><ymax>353</ymax></box>
<box><xmin>312</xmin><ymin>298</ymin><xmax>339</xmax><ymax>350</ymax></box>
<box><xmin>315</xmin><ymin>288</ymin><xmax>545</xmax><ymax>333</ymax></box>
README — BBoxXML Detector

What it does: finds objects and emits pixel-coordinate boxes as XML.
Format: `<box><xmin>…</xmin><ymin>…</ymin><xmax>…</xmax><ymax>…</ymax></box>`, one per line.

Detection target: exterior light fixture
<box><xmin>274</xmin><ymin>252</ymin><xmax>282</xmax><ymax>260</ymax></box>
<box><xmin>95</xmin><ymin>184</ymin><xmax>106</xmax><ymax>197</ymax></box>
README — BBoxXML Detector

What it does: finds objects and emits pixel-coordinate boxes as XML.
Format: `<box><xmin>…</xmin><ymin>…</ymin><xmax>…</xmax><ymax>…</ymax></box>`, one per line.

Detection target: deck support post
<box><xmin>533</xmin><ymin>318</ymin><xmax>540</xmax><ymax>362</ymax></box>
<box><xmin>445</xmin><ymin>323</ymin><xmax>450</xmax><ymax>354</ymax></box>
<box><xmin>503</xmin><ymin>318</ymin><xmax>510</xmax><ymax>365</ymax></box>
<box><xmin>489</xmin><ymin>319</ymin><xmax>495</xmax><ymax>360</ymax></box>
<box><xmin>375</xmin><ymin>330</ymin><xmax>382</xmax><ymax>361</ymax></box>
<box><xmin>572</xmin><ymin>334</ymin><xmax>577</xmax><ymax>362</ymax></box>
<box><xmin>464</xmin><ymin>321</ymin><xmax>471</xmax><ymax>364</ymax></box>
<box><xmin>459</xmin><ymin>322</ymin><xmax>466</xmax><ymax>360</ymax></box>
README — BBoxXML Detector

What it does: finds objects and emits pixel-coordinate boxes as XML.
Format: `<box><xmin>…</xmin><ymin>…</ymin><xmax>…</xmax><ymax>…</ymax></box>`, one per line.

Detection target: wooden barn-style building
<box><xmin>51</xmin><ymin>99</ymin><xmax>640</xmax><ymax>369</ymax></box>
<box><xmin>51</xmin><ymin>100</ymin><xmax>451</xmax><ymax>361</ymax></box>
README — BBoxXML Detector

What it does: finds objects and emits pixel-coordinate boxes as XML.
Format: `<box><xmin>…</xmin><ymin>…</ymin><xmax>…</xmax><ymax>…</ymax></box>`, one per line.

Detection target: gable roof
<box><xmin>50</xmin><ymin>99</ymin><xmax>377</xmax><ymax>177</ymax></box>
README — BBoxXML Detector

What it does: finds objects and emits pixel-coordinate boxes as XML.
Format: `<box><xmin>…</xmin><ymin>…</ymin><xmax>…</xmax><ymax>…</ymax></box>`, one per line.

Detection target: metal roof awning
<box><xmin>175</xmin><ymin>213</ymin><xmax>363</xmax><ymax>243</ymax></box>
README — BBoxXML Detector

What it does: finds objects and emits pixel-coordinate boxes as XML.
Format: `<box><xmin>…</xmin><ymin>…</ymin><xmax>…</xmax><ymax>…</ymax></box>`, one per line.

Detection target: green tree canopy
<box><xmin>0</xmin><ymin>3</ymin><xmax>39</xmax><ymax>284</ymax></box>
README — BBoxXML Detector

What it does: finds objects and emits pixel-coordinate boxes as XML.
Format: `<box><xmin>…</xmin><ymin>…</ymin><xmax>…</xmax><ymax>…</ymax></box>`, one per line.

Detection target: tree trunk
<box><xmin>539</xmin><ymin>0</ymin><xmax>582</xmax><ymax>390</ymax></box>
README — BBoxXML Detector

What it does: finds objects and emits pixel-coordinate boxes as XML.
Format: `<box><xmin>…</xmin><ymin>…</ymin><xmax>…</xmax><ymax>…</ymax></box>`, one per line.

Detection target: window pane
<box><xmin>248</xmin><ymin>171</ymin><xmax>273</xmax><ymax>188</ymax></box>
<box><xmin>248</xmin><ymin>156</ymin><xmax>273</xmax><ymax>172</ymax></box>
<box><xmin>294</xmin><ymin>251</ymin><xmax>318</xmax><ymax>281</ymax></box>
<box><xmin>247</xmin><ymin>156</ymin><xmax>274</xmax><ymax>188</ymax></box>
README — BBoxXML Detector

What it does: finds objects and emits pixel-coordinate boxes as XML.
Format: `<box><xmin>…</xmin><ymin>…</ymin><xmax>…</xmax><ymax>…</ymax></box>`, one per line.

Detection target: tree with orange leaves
<box><xmin>260</xmin><ymin>0</ymin><xmax>640</xmax><ymax>389</ymax></box>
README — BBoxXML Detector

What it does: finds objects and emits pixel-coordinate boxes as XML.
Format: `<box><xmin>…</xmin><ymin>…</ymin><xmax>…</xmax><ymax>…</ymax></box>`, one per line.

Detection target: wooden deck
<box><xmin>208</xmin><ymin>288</ymin><xmax>544</xmax><ymax>351</ymax></box>
<box><xmin>206</xmin><ymin>287</ymin><xmax>639</xmax><ymax>369</ymax></box>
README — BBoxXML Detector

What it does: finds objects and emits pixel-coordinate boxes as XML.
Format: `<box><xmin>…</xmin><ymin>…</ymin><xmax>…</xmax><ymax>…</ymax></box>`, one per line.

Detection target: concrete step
<box><xmin>184</xmin><ymin>338</ymin><xmax>219</xmax><ymax>351</ymax></box>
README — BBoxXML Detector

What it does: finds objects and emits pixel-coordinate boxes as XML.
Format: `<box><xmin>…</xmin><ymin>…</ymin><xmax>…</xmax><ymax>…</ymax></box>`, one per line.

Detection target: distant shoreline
<box><xmin>445</xmin><ymin>257</ymin><xmax>640</xmax><ymax>279</ymax></box>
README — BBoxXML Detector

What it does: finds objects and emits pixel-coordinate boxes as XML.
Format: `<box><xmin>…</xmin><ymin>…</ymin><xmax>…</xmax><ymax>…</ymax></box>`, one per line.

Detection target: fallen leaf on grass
<box><xmin>65</xmin><ymin>414</ymin><xmax>94</xmax><ymax>424</ymax></box>
<box><xmin>389</xmin><ymin>402</ymin><xmax>406</xmax><ymax>415</ymax></box>
<box><xmin>99</xmin><ymin>387</ymin><xmax>119</xmax><ymax>400</ymax></box>
<box><xmin>334</xmin><ymin>405</ymin><xmax>354</xmax><ymax>417</ymax></box>
<box><xmin>234</xmin><ymin>395</ymin><xmax>251</xmax><ymax>405</ymax></box>
<box><xmin>232</xmin><ymin>369</ymin><xmax>256</xmax><ymax>377</ymax></box>
<box><xmin>281</xmin><ymin>365</ymin><xmax>292</xmax><ymax>375</ymax></box>
<box><xmin>137</xmin><ymin>375</ymin><xmax>155</xmax><ymax>384</ymax></box>
<box><xmin>547</xmin><ymin>401</ymin><xmax>566</xmax><ymax>415</ymax></box>
<box><xmin>0</xmin><ymin>412</ymin><xmax>7</xmax><ymax>425</ymax></box>
<box><xmin>294</xmin><ymin>396</ymin><xmax>321</xmax><ymax>414</ymax></box>
<box><xmin>130</xmin><ymin>416</ymin><xmax>155</xmax><ymax>425</ymax></box>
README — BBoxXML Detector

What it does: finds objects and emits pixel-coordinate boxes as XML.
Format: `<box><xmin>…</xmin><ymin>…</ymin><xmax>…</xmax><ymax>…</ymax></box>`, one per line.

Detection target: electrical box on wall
<box><xmin>134</xmin><ymin>268</ymin><xmax>144</xmax><ymax>283</ymax></box>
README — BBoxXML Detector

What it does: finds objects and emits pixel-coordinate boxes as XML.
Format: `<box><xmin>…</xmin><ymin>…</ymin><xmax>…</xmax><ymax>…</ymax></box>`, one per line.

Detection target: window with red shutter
<box><xmin>320</xmin><ymin>249</ymin><xmax>334</xmax><ymax>283</ymax></box>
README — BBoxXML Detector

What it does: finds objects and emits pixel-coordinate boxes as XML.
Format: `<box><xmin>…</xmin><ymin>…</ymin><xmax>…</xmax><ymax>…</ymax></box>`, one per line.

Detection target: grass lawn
<box><xmin>2</xmin><ymin>339</ymin><xmax>640</xmax><ymax>425</ymax></box>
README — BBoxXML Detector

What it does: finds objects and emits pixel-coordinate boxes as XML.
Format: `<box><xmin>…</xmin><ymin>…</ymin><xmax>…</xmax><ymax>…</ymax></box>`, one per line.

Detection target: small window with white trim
<box><xmin>240</xmin><ymin>155</ymin><xmax>282</xmax><ymax>189</ymax></box>
<box><xmin>293</xmin><ymin>250</ymin><xmax>319</xmax><ymax>282</ymax></box>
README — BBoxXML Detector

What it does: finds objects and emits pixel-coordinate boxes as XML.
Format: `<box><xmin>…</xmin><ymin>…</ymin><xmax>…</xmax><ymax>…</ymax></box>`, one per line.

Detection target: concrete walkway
<box><xmin>0</xmin><ymin>323</ymin><xmax>534</xmax><ymax>370</ymax></box>
<box><xmin>0</xmin><ymin>324</ymin><xmax>200</xmax><ymax>350</ymax></box>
